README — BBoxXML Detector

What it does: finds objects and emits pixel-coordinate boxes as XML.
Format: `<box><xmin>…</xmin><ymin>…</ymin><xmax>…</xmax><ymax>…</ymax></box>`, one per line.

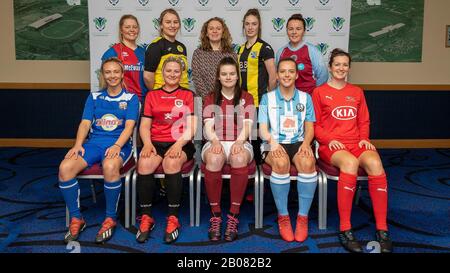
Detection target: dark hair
<box><xmin>287</xmin><ymin>13</ymin><xmax>306</xmax><ymax>29</ymax></box>
<box><xmin>242</xmin><ymin>8</ymin><xmax>262</xmax><ymax>38</ymax></box>
<box><xmin>213</xmin><ymin>57</ymin><xmax>242</xmax><ymax>107</ymax></box>
<box><xmin>199</xmin><ymin>17</ymin><xmax>233</xmax><ymax>53</ymax></box>
<box><xmin>277</xmin><ymin>57</ymin><xmax>298</xmax><ymax>73</ymax></box>
<box><xmin>329</xmin><ymin>48</ymin><xmax>352</xmax><ymax>67</ymax></box>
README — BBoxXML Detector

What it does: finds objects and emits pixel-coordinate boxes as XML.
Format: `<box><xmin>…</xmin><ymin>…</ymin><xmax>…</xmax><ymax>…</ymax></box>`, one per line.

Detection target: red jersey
<box><xmin>278</xmin><ymin>45</ymin><xmax>315</xmax><ymax>94</ymax></box>
<box><xmin>312</xmin><ymin>83</ymin><xmax>370</xmax><ymax>145</ymax></box>
<box><xmin>203</xmin><ymin>91</ymin><xmax>255</xmax><ymax>141</ymax></box>
<box><xmin>143</xmin><ymin>87</ymin><xmax>194</xmax><ymax>142</ymax></box>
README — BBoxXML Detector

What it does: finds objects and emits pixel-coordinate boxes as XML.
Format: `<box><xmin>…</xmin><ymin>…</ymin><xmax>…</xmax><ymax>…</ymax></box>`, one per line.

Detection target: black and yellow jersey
<box><xmin>238</xmin><ymin>38</ymin><xmax>274</xmax><ymax>107</ymax></box>
<box><xmin>144</xmin><ymin>37</ymin><xmax>189</xmax><ymax>90</ymax></box>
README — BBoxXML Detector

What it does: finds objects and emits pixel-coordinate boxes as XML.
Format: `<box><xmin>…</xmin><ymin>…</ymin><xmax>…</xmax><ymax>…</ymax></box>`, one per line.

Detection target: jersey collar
<box><xmin>275</xmin><ymin>86</ymin><xmax>298</xmax><ymax>102</ymax></box>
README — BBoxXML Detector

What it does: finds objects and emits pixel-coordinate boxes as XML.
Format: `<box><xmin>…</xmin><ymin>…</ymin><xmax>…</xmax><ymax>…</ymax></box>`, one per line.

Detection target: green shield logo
<box><xmin>168</xmin><ymin>0</ymin><xmax>179</xmax><ymax>7</ymax></box>
<box><xmin>94</xmin><ymin>17</ymin><xmax>107</xmax><ymax>31</ymax></box>
<box><xmin>316</xmin><ymin>43</ymin><xmax>329</xmax><ymax>56</ymax></box>
<box><xmin>152</xmin><ymin>18</ymin><xmax>160</xmax><ymax>31</ymax></box>
<box><xmin>305</xmin><ymin>17</ymin><xmax>315</xmax><ymax>32</ymax></box>
<box><xmin>228</xmin><ymin>0</ymin><xmax>239</xmax><ymax>7</ymax></box>
<box><xmin>182</xmin><ymin>18</ymin><xmax>196</xmax><ymax>32</ymax></box>
<box><xmin>288</xmin><ymin>0</ymin><xmax>300</xmax><ymax>6</ymax></box>
<box><xmin>198</xmin><ymin>0</ymin><xmax>209</xmax><ymax>6</ymax></box>
<box><xmin>272</xmin><ymin>17</ymin><xmax>285</xmax><ymax>32</ymax></box>
<box><xmin>331</xmin><ymin>17</ymin><xmax>345</xmax><ymax>31</ymax></box>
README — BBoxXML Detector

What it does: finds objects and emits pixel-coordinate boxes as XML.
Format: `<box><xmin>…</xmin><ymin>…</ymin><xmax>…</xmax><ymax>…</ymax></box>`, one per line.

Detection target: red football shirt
<box><xmin>312</xmin><ymin>83</ymin><xmax>370</xmax><ymax>145</ymax></box>
<box><xmin>143</xmin><ymin>87</ymin><xmax>194</xmax><ymax>142</ymax></box>
<box><xmin>203</xmin><ymin>91</ymin><xmax>255</xmax><ymax>141</ymax></box>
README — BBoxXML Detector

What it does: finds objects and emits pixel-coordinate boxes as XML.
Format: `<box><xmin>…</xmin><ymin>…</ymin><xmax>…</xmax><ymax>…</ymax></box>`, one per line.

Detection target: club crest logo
<box><xmin>175</xmin><ymin>99</ymin><xmax>184</xmax><ymax>108</ymax></box>
<box><xmin>138</xmin><ymin>0</ymin><xmax>149</xmax><ymax>6</ymax></box>
<box><xmin>288</xmin><ymin>0</ymin><xmax>300</xmax><ymax>6</ymax></box>
<box><xmin>182</xmin><ymin>18</ymin><xmax>196</xmax><ymax>32</ymax></box>
<box><xmin>259</xmin><ymin>0</ymin><xmax>269</xmax><ymax>6</ymax></box>
<box><xmin>331</xmin><ymin>17</ymin><xmax>345</xmax><ymax>32</ymax></box>
<box><xmin>168</xmin><ymin>0</ymin><xmax>179</xmax><ymax>7</ymax></box>
<box><xmin>198</xmin><ymin>0</ymin><xmax>209</xmax><ymax>6</ymax></box>
<box><xmin>228</xmin><ymin>0</ymin><xmax>239</xmax><ymax>6</ymax></box>
<box><xmin>316</xmin><ymin>43</ymin><xmax>329</xmax><ymax>55</ymax></box>
<box><xmin>304</xmin><ymin>17</ymin><xmax>315</xmax><ymax>32</ymax></box>
<box><xmin>94</xmin><ymin>17</ymin><xmax>107</xmax><ymax>31</ymax></box>
<box><xmin>296</xmin><ymin>103</ymin><xmax>305</xmax><ymax>112</ymax></box>
<box><xmin>119</xmin><ymin>102</ymin><xmax>128</xmax><ymax>110</ymax></box>
<box><xmin>109</xmin><ymin>0</ymin><xmax>120</xmax><ymax>6</ymax></box>
<box><xmin>152</xmin><ymin>18</ymin><xmax>160</xmax><ymax>31</ymax></box>
<box><xmin>318</xmin><ymin>0</ymin><xmax>330</xmax><ymax>5</ymax></box>
<box><xmin>272</xmin><ymin>17</ymin><xmax>285</xmax><ymax>32</ymax></box>
<box><xmin>250</xmin><ymin>51</ymin><xmax>258</xmax><ymax>59</ymax></box>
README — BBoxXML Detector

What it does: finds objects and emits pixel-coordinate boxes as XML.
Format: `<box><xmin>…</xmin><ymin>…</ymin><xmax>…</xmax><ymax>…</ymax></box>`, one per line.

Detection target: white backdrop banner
<box><xmin>88</xmin><ymin>0</ymin><xmax>351</xmax><ymax>91</ymax></box>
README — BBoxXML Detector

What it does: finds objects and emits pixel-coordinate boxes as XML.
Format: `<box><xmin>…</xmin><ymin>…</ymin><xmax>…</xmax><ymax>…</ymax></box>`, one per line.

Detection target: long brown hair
<box><xmin>242</xmin><ymin>8</ymin><xmax>262</xmax><ymax>38</ymax></box>
<box><xmin>199</xmin><ymin>17</ymin><xmax>233</xmax><ymax>53</ymax></box>
<box><xmin>213</xmin><ymin>57</ymin><xmax>242</xmax><ymax>107</ymax></box>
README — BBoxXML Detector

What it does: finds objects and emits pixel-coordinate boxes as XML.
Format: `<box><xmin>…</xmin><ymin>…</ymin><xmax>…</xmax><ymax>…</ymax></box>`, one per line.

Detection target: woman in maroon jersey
<box><xmin>201</xmin><ymin>56</ymin><xmax>255</xmax><ymax>241</ymax></box>
<box><xmin>312</xmin><ymin>48</ymin><xmax>392</xmax><ymax>253</ymax></box>
<box><xmin>135</xmin><ymin>56</ymin><xmax>196</xmax><ymax>244</ymax></box>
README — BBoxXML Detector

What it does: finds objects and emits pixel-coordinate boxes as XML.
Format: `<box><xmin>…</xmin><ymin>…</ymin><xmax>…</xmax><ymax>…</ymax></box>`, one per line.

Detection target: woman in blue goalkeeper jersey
<box><xmin>58</xmin><ymin>57</ymin><xmax>139</xmax><ymax>245</ymax></box>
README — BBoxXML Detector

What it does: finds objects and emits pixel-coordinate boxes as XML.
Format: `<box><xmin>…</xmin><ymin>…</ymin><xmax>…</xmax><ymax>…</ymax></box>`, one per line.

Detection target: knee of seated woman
<box><xmin>162</xmin><ymin>157</ymin><xmax>183</xmax><ymax>173</ymax></box>
<box><xmin>229</xmin><ymin>152</ymin><xmax>248</xmax><ymax>168</ymax></box>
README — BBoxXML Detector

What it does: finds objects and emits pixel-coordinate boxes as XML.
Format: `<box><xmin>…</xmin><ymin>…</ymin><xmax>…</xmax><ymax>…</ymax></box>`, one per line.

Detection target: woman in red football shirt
<box><xmin>312</xmin><ymin>48</ymin><xmax>392</xmax><ymax>253</ymax></box>
<box><xmin>135</xmin><ymin>56</ymin><xmax>196</xmax><ymax>244</ymax></box>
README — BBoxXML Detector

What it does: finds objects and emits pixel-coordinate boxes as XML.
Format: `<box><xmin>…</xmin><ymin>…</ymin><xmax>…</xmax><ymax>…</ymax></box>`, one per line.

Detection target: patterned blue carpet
<box><xmin>0</xmin><ymin>148</ymin><xmax>449</xmax><ymax>253</ymax></box>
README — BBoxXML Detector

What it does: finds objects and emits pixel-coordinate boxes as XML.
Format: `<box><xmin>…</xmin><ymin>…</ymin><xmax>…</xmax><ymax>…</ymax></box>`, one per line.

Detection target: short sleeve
<box><xmin>305</xmin><ymin>93</ymin><xmax>316</xmax><ymax>122</ymax></box>
<box><xmin>144</xmin><ymin>42</ymin><xmax>162</xmax><ymax>72</ymax></box>
<box><xmin>143</xmin><ymin>94</ymin><xmax>153</xmax><ymax>118</ymax></box>
<box><xmin>260</xmin><ymin>42</ymin><xmax>275</xmax><ymax>62</ymax></box>
<box><xmin>81</xmin><ymin>94</ymin><xmax>95</xmax><ymax>121</ymax></box>
<box><xmin>126</xmin><ymin>94</ymin><xmax>140</xmax><ymax>121</ymax></box>
<box><xmin>258</xmin><ymin>94</ymin><xmax>269</xmax><ymax>125</ymax></box>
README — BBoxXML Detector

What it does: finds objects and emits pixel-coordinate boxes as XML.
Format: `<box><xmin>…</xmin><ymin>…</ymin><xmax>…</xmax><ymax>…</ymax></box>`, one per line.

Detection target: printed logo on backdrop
<box><xmin>330</xmin><ymin>17</ymin><xmax>346</xmax><ymax>36</ymax></box>
<box><xmin>315</xmin><ymin>0</ymin><xmax>332</xmax><ymax>10</ymax></box>
<box><xmin>225</xmin><ymin>0</ymin><xmax>242</xmax><ymax>11</ymax></box>
<box><xmin>106</xmin><ymin>0</ymin><xmax>123</xmax><ymax>10</ymax></box>
<box><xmin>257</xmin><ymin>0</ymin><xmax>271</xmax><ymax>10</ymax></box>
<box><xmin>271</xmin><ymin>17</ymin><xmax>286</xmax><ymax>36</ymax></box>
<box><xmin>93</xmin><ymin>17</ymin><xmax>109</xmax><ymax>36</ymax></box>
<box><xmin>286</xmin><ymin>0</ymin><xmax>302</xmax><ymax>10</ymax></box>
<box><xmin>151</xmin><ymin>18</ymin><xmax>160</xmax><ymax>36</ymax></box>
<box><xmin>195</xmin><ymin>0</ymin><xmax>212</xmax><ymax>10</ymax></box>
<box><xmin>304</xmin><ymin>17</ymin><xmax>316</xmax><ymax>36</ymax></box>
<box><xmin>168</xmin><ymin>0</ymin><xmax>182</xmax><ymax>10</ymax></box>
<box><xmin>181</xmin><ymin>18</ymin><xmax>198</xmax><ymax>37</ymax></box>
<box><xmin>316</xmin><ymin>42</ymin><xmax>329</xmax><ymax>56</ymax></box>
<box><xmin>136</xmin><ymin>0</ymin><xmax>152</xmax><ymax>10</ymax></box>
<box><xmin>231</xmin><ymin>43</ymin><xmax>240</xmax><ymax>54</ymax></box>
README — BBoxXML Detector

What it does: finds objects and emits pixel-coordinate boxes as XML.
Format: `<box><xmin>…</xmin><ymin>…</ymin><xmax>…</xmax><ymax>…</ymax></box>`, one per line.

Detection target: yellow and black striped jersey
<box><xmin>238</xmin><ymin>38</ymin><xmax>274</xmax><ymax>107</ymax></box>
<box><xmin>144</xmin><ymin>37</ymin><xmax>189</xmax><ymax>90</ymax></box>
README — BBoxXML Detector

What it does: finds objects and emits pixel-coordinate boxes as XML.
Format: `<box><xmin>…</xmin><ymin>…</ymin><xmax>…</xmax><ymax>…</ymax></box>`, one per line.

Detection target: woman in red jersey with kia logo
<box><xmin>312</xmin><ymin>48</ymin><xmax>392</xmax><ymax>253</ymax></box>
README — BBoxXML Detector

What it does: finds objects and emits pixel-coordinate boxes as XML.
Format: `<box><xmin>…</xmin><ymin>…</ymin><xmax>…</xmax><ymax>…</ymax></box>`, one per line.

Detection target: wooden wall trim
<box><xmin>1</xmin><ymin>139</ymin><xmax>449</xmax><ymax>148</ymax></box>
<box><xmin>0</xmin><ymin>83</ymin><xmax>449</xmax><ymax>91</ymax></box>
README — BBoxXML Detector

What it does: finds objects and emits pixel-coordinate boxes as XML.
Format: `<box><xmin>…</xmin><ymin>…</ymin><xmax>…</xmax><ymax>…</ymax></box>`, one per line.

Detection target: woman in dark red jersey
<box><xmin>202</xmin><ymin>57</ymin><xmax>255</xmax><ymax>242</ymax></box>
<box><xmin>312</xmin><ymin>48</ymin><xmax>392</xmax><ymax>253</ymax></box>
<box><xmin>135</xmin><ymin>56</ymin><xmax>196</xmax><ymax>244</ymax></box>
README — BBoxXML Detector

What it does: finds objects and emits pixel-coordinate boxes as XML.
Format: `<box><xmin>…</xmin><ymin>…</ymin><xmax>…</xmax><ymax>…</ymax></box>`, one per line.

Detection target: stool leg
<box><xmin>131</xmin><ymin>171</ymin><xmax>137</xmax><ymax>226</ymax></box>
<box><xmin>124</xmin><ymin>173</ymin><xmax>130</xmax><ymax>229</ymax></box>
<box><xmin>354</xmin><ymin>183</ymin><xmax>362</xmax><ymax>206</ymax></box>
<box><xmin>65</xmin><ymin>206</ymin><xmax>69</xmax><ymax>228</ymax></box>
<box><xmin>259</xmin><ymin>166</ymin><xmax>265</xmax><ymax>229</ymax></box>
<box><xmin>90</xmin><ymin>180</ymin><xmax>96</xmax><ymax>204</ymax></box>
<box><xmin>195</xmin><ymin>169</ymin><xmax>202</xmax><ymax>227</ymax></box>
<box><xmin>254</xmin><ymin>173</ymin><xmax>259</xmax><ymax>229</ymax></box>
<box><xmin>189</xmin><ymin>171</ymin><xmax>194</xmax><ymax>227</ymax></box>
<box><xmin>318</xmin><ymin>171</ymin><xmax>328</xmax><ymax>230</ymax></box>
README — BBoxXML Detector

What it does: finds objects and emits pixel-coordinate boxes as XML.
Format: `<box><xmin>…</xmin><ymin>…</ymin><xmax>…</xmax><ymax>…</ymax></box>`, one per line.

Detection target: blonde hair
<box><xmin>118</xmin><ymin>14</ymin><xmax>140</xmax><ymax>43</ymax></box>
<box><xmin>98</xmin><ymin>57</ymin><xmax>125</xmax><ymax>90</ymax></box>
<box><xmin>162</xmin><ymin>55</ymin><xmax>186</xmax><ymax>72</ymax></box>
<box><xmin>159</xmin><ymin>8</ymin><xmax>181</xmax><ymax>37</ymax></box>
<box><xmin>199</xmin><ymin>17</ymin><xmax>233</xmax><ymax>53</ymax></box>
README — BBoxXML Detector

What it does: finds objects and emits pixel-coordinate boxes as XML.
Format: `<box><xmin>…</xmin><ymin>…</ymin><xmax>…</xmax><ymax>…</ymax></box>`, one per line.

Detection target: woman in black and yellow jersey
<box><xmin>238</xmin><ymin>8</ymin><xmax>277</xmax><ymax>107</ymax></box>
<box><xmin>144</xmin><ymin>8</ymin><xmax>189</xmax><ymax>90</ymax></box>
